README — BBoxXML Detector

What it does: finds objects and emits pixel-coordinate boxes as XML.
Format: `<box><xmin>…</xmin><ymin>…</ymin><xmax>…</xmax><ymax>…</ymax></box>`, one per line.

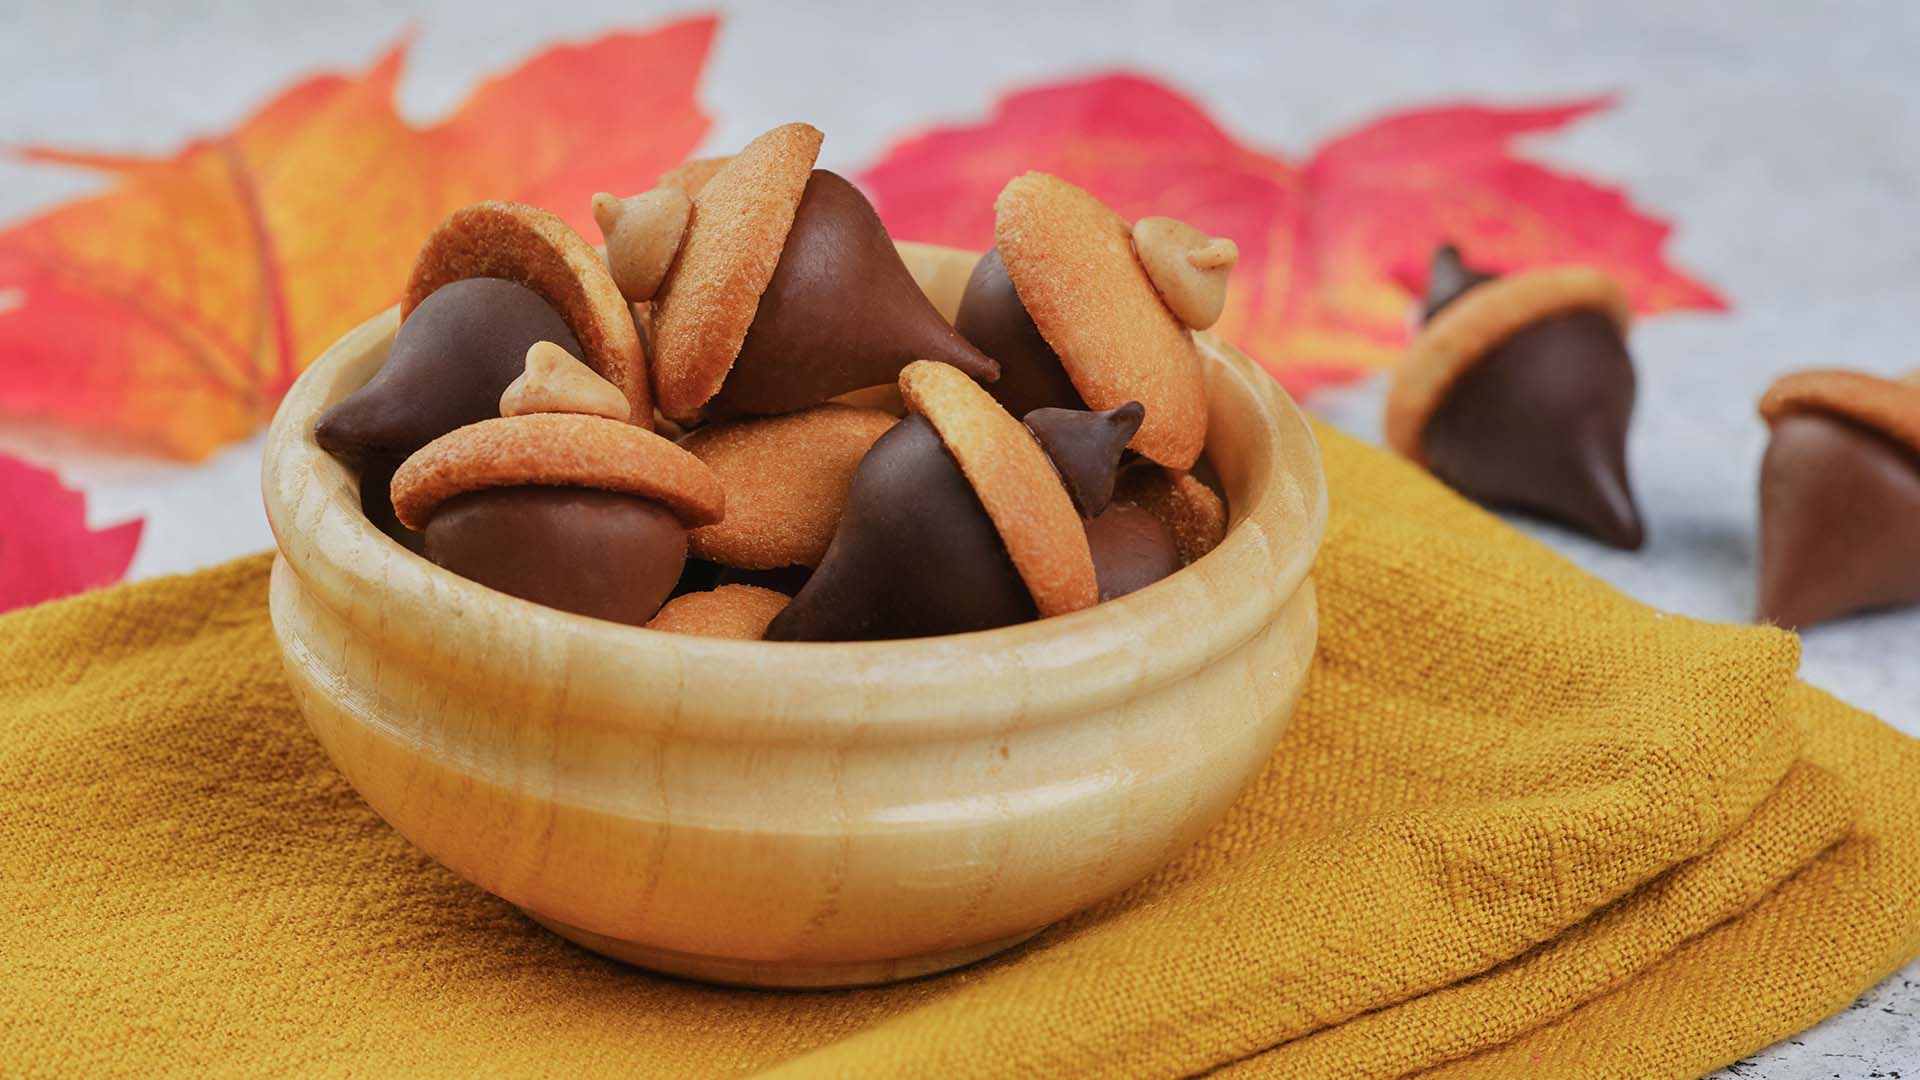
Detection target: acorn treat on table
<box><xmin>954</xmin><ymin>173</ymin><xmax>1220</xmax><ymax>470</ymax></box>
<box><xmin>387</xmin><ymin>346</ymin><xmax>722</xmax><ymax>627</ymax></box>
<box><xmin>309</xmin><ymin>124</ymin><xmax>1239</xmax><ymax>641</ymax></box>
<box><xmin>1755</xmin><ymin>370</ymin><xmax>1920</xmax><ymax>629</ymax></box>
<box><xmin>1387</xmin><ymin>244</ymin><xmax>1644</xmax><ymax>550</ymax></box>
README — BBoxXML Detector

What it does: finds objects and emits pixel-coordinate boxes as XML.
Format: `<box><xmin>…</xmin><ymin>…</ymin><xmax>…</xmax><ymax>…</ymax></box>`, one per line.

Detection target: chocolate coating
<box><xmin>1085</xmin><ymin>501</ymin><xmax>1181</xmax><ymax>601</ymax></box>
<box><xmin>1757</xmin><ymin>412</ymin><xmax>1920</xmax><ymax>629</ymax></box>
<box><xmin>1422</xmin><ymin>308</ymin><xmax>1644</xmax><ymax>549</ymax></box>
<box><xmin>1423</xmin><ymin>243</ymin><xmax>1497</xmax><ymax>319</ymax></box>
<box><xmin>765</xmin><ymin>414</ymin><xmax>1036</xmax><ymax>641</ymax></box>
<box><xmin>422</xmin><ymin>486</ymin><xmax>686</xmax><ymax>626</ymax></box>
<box><xmin>1024</xmin><ymin>402</ymin><xmax>1144</xmax><ymax>518</ymax></box>
<box><xmin>711</xmin><ymin>171</ymin><xmax>999</xmax><ymax>416</ymax></box>
<box><xmin>316</xmin><ymin>278</ymin><xmax>583</xmax><ymax>459</ymax></box>
<box><xmin>358</xmin><ymin>455</ymin><xmax>425</xmax><ymax>556</ymax></box>
<box><xmin>954</xmin><ymin>246</ymin><xmax>1085</xmax><ymax>418</ymax></box>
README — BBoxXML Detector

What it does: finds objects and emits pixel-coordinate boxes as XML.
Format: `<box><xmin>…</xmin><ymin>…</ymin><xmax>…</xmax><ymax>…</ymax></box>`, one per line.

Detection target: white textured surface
<box><xmin>0</xmin><ymin>1</ymin><xmax>1914</xmax><ymax>1074</ymax></box>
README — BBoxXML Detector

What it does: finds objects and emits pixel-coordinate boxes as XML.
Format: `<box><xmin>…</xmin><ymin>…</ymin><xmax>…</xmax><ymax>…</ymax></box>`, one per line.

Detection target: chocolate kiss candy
<box><xmin>705</xmin><ymin>171</ymin><xmax>1000</xmax><ymax>417</ymax></box>
<box><xmin>1412</xmin><ymin>247</ymin><xmax>1644</xmax><ymax>550</ymax></box>
<box><xmin>315</xmin><ymin>278</ymin><xmax>583</xmax><ymax>458</ymax></box>
<box><xmin>424</xmin><ymin>487</ymin><xmax>688</xmax><ymax>627</ymax></box>
<box><xmin>1421</xmin><ymin>311</ymin><xmax>1643</xmax><ymax>549</ymax></box>
<box><xmin>764</xmin><ymin>414</ymin><xmax>1036</xmax><ymax>641</ymax></box>
<box><xmin>1756</xmin><ymin>412</ymin><xmax>1920</xmax><ymax>628</ymax></box>
<box><xmin>1423</xmin><ymin>243</ymin><xmax>1497</xmax><ymax>319</ymax></box>
<box><xmin>1085</xmin><ymin>502</ymin><xmax>1181</xmax><ymax>601</ymax></box>
<box><xmin>954</xmin><ymin>245</ymin><xmax>1084</xmax><ymax>419</ymax></box>
<box><xmin>1023</xmin><ymin>401</ymin><xmax>1145</xmax><ymax>518</ymax></box>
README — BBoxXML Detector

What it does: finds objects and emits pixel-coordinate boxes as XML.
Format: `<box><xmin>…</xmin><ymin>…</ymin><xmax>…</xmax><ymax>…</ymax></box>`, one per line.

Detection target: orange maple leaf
<box><xmin>859</xmin><ymin>76</ymin><xmax>1726</xmax><ymax>397</ymax></box>
<box><xmin>0</xmin><ymin>17</ymin><xmax>716</xmax><ymax>459</ymax></box>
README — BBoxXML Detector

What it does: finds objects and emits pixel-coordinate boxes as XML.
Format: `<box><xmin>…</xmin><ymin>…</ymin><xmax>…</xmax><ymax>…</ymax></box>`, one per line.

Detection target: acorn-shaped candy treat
<box><xmin>642</xmin><ymin>123</ymin><xmax>1000</xmax><ymax>423</ymax></box>
<box><xmin>677</xmin><ymin>404</ymin><xmax>897</xmax><ymax>572</ymax></box>
<box><xmin>315</xmin><ymin>201</ymin><xmax>650</xmax><ymax>460</ymax></box>
<box><xmin>1386</xmin><ymin>244</ymin><xmax>1644</xmax><ymax>550</ymax></box>
<box><xmin>952</xmin><ymin>173</ymin><xmax>1223</xmax><ymax>470</ymax></box>
<box><xmin>1755</xmin><ymin>370</ymin><xmax>1920</xmax><ymax>629</ymax></box>
<box><xmin>766</xmin><ymin>361</ymin><xmax>1106</xmax><ymax>641</ymax></box>
<box><xmin>389</xmin><ymin>344</ymin><xmax>722</xmax><ymax>627</ymax></box>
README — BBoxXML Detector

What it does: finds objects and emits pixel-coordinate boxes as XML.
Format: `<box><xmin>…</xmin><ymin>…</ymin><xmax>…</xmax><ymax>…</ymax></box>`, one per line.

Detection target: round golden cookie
<box><xmin>679</xmin><ymin>404</ymin><xmax>897</xmax><ymax>570</ymax></box>
<box><xmin>995</xmin><ymin>172</ymin><xmax>1208</xmax><ymax>470</ymax></box>
<box><xmin>650</xmin><ymin>124</ymin><xmax>824</xmax><ymax>422</ymax></box>
<box><xmin>659</xmin><ymin>156</ymin><xmax>732</xmax><ymax>197</ymax></box>
<box><xmin>898</xmin><ymin>360</ymin><xmax>1098</xmax><ymax>618</ymax></box>
<box><xmin>390</xmin><ymin>413</ymin><xmax>723</xmax><ymax>531</ymax></box>
<box><xmin>404</xmin><ymin>200</ymin><xmax>653</xmax><ymax>430</ymax></box>
<box><xmin>646</xmin><ymin>585</ymin><xmax>789</xmax><ymax>640</ymax></box>
<box><xmin>1116</xmin><ymin>466</ymin><xmax>1228</xmax><ymax>566</ymax></box>
<box><xmin>1386</xmin><ymin>266</ymin><xmax>1630</xmax><ymax>465</ymax></box>
<box><xmin>1759</xmin><ymin>370</ymin><xmax>1920</xmax><ymax>457</ymax></box>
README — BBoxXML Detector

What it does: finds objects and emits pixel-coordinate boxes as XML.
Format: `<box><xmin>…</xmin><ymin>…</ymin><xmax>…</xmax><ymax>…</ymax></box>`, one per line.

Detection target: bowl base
<box><xmin>522</xmin><ymin>909</ymin><xmax>1043</xmax><ymax>989</ymax></box>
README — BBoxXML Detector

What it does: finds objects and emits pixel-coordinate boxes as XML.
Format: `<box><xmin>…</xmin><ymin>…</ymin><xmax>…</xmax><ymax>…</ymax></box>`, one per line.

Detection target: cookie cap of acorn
<box><xmin>649</xmin><ymin>123</ymin><xmax>824</xmax><ymax>420</ymax></box>
<box><xmin>679</xmin><ymin>404</ymin><xmax>897</xmax><ymax>570</ymax></box>
<box><xmin>647</xmin><ymin>584</ymin><xmax>790</xmax><ymax>640</ymax></box>
<box><xmin>898</xmin><ymin>360</ymin><xmax>1098</xmax><ymax>618</ymax></box>
<box><xmin>405</xmin><ymin>200</ymin><xmax>652</xmax><ymax>429</ymax></box>
<box><xmin>994</xmin><ymin>172</ymin><xmax>1209</xmax><ymax>470</ymax></box>
<box><xmin>389</xmin><ymin>346</ymin><xmax>721</xmax><ymax>531</ymax></box>
<box><xmin>1385</xmin><ymin>265</ymin><xmax>1630</xmax><ymax>464</ymax></box>
<box><xmin>1759</xmin><ymin>369</ymin><xmax>1920</xmax><ymax>457</ymax></box>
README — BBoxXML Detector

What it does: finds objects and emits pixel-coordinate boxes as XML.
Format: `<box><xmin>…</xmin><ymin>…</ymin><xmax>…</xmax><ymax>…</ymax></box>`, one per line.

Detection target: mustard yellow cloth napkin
<box><xmin>3</xmin><ymin>424</ymin><xmax>1915</xmax><ymax>1079</ymax></box>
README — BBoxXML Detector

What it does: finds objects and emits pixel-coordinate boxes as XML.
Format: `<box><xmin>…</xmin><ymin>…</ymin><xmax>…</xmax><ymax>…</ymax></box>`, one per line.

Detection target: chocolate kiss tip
<box><xmin>1425</xmin><ymin>243</ymin><xmax>1491</xmax><ymax>318</ymax></box>
<box><xmin>1553</xmin><ymin>429</ymin><xmax>1645</xmax><ymax>550</ymax></box>
<box><xmin>1024</xmin><ymin>402</ymin><xmax>1144</xmax><ymax>518</ymax></box>
<box><xmin>590</xmin><ymin>192</ymin><xmax>620</xmax><ymax>232</ymax></box>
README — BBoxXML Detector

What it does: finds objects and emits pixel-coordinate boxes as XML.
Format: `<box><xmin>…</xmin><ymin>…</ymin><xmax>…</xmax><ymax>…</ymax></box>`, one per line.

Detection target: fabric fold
<box><xmin>1</xmin><ymin>424</ymin><xmax>1914</xmax><ymax>1080</ymax></box>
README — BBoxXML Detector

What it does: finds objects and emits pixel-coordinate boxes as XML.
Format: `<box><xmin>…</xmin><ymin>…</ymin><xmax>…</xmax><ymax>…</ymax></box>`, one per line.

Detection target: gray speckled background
<box><xmin>1</xmin><ymin>1</ymin><xmax>1913</xmax><ymax>1074</ymax></box>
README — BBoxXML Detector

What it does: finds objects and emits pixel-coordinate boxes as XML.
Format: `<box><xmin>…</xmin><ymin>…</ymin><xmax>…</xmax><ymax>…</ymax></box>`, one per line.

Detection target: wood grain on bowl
<box><xmin>260</xmin><ymin>242</ymin><xmax>1327</xmax><ymax>988</ymax></box>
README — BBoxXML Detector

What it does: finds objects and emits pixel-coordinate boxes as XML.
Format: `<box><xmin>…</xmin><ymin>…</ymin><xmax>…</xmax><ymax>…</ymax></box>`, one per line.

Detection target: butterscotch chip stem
<box><xmin>592</xmin><ymin>188</ymin><xmax>691</xmax><ymax>303</ymax></box>
<box><xmin>501</xmin><ymin>342</ymin><xmax>631</xmax><ymax>421</ymax></box>
<box><xmin>1131</xmin><ymin>216</ymin><xmax>1237</xmax><ymax>331</ymax></box>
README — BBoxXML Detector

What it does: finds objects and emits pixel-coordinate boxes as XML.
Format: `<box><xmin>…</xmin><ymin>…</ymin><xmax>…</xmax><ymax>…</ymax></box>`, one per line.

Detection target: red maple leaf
<box><xmin>0</xmin><ymin>18</ymin><xmax>716</xmax><ymax>459</ymax></box>
<box><xmin>0</xmin><ymin>453</ymin><xmax>141</xmax><ymax>612</ymax></box>
<box><xmin>859</xmin><ymin>75</ymin><xmax>1725</xmax><ymax>397</ymax></box>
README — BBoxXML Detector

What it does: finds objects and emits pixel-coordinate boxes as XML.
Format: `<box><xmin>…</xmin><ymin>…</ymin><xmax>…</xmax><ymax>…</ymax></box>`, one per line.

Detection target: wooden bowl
<box><xmin>262</xmin><ymin>242</ymin><xmax>1326</xmax><ymax>988</ymax></box>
